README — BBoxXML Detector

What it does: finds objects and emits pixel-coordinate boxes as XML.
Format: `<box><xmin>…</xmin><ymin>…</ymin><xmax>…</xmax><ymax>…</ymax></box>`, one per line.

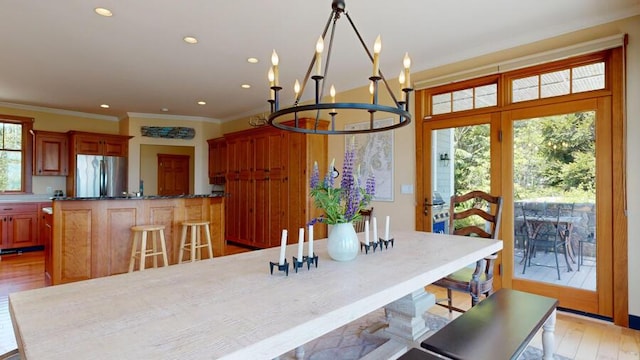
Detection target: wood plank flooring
<box><xmin>1</xmin><ymin>249</ymin><xmax>638</xmax><ymax>359</ymax></box>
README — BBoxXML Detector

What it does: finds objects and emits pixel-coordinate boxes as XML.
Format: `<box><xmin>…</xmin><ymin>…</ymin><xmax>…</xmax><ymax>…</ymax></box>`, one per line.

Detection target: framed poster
<box><xmin>344</xmin><ymin>118</ymin><xmax>394</xmax><ymax>201</ymax></box>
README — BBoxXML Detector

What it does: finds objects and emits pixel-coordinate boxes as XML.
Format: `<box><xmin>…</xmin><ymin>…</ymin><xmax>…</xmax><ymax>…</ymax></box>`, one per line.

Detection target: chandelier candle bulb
<box><xmin>372</xmin><ymin>35</ymin><xmax>381</xmax><ymax>77</ymax></box>
<box><xmin>268</xmin><ymin>67</ymin><xmax>275</xmax><ymax>100</ymax></box>
<box><xmin>271</xmin><ymin>50</ymin><xmax>279</xmax><ymax>86</ymax></box>
<box><xmin>315</xmin><ymin>36</ymin><xmax>324</xmax><ymax>76</ymax></box>
<box><xmin>279</xmin><ymin>229</ymin><xmax>288</xmax><ymax>265</ymax></box>
<box><xmin>330</xmin><ymin>85</ymin><xmax>336</xmax><ymax>113</ymax></box>
<box><xmin>403</xmin><ymin>52</ymin><xmax>411</xmax><ymax>88</ymax></box>
<box><xmin>294</xmin><ymin>79</ymin><xmax>301</xmax><ymax>98</ymax></box>
<box><xmin>308</xmin><ymin>224</ymin><xmax>314</xmax><ymax>255</ymax></box>
<box><xmin>297</xmin><ymin>228</ymin><xmax>304</xmax><ymax>260</ymax></box>
<box><xmin>385</xmin><ymin>216</ymin><xmax>390</xmax><ymax>240</ymax></box>
<box><xmin>365</xmin><ymin>220</ymin><xmax>370</xmax><ymax>245</ymax></box>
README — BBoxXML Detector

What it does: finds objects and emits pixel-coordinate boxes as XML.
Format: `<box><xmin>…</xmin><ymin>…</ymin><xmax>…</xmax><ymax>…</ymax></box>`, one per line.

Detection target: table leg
<box><xmin>383</xmin><ymin>288</ymin><xmax>435</xmax><ymax>342</ymax></box>
<box><xmin>541</xmin><ymin>309</ymin><xmax>556</xmax><ymax>360</ymax></box>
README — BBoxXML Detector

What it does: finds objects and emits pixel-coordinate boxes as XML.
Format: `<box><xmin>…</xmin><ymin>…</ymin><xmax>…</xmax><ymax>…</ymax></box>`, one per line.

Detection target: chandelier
<box><xmin>267</xmin><ymin>0</ymin><xmax>413</xmax><ymax>135</ymax></box>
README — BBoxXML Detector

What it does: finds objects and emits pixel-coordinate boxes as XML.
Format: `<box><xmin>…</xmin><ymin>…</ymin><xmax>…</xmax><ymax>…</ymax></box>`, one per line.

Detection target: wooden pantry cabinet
<box><xmin>221</xmin><ymin>119</ymin><xmax>328</xmax><ymax>249</ymax></box>
<box><xmin>207</xmin><ymin>137</ymin><xmax>227</xmax><ymax>185</ymax></box>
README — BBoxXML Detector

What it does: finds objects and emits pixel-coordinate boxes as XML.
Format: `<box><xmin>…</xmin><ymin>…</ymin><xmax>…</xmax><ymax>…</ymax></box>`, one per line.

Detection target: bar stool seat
<box><xmin>179</xmin><ymin>220</ymin><xmax>213</xmax><ymax>263</ymax></box>
<box><xmin>129</xmin><ymin>224</ymin><xmax>169</xmax><ymax>272</ymax></box>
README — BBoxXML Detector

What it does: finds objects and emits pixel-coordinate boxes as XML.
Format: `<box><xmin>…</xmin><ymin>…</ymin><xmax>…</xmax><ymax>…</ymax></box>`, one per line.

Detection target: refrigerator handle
<box><xmin>100</xmin><ymin>159</ymin><xmax>106</xmax><ymax>196</ymax></box>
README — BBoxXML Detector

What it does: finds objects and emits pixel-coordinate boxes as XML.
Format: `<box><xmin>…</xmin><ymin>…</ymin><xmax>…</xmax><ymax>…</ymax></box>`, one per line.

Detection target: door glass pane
<box><xmin>513</xmin><ymin>111</ymin><xmax>596</xmax><ymax>290</ymax></box>
<box><xmin>432</xmin><ymin>124</ymin><xmax>491</xmax><ymax>234</ymax></box>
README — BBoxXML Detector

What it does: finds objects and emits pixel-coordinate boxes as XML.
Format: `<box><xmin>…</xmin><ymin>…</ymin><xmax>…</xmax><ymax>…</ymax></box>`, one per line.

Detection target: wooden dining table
<box><xmin>10</xmin><ymin>230</ymin><xmax>502</xmax><ymax>360</ymax></box>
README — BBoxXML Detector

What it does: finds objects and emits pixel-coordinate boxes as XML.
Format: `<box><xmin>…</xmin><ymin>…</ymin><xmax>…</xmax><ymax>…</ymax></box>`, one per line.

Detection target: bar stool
<box><xmin>128</xmin><ymin>224</ymin><xmax>169</xmax><ymax>272</ymax></box>
<box><xmin>179</xmin><ymin>220</ymin><xmax>213</xmax><ymax>263</ymax></box>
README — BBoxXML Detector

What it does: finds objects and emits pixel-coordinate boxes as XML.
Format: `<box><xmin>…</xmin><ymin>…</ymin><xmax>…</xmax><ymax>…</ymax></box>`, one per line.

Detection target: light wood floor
<box><xmin>1</xmin><ymin>249</ymin><xmax>639</xmax><ymax>359</ymax></box>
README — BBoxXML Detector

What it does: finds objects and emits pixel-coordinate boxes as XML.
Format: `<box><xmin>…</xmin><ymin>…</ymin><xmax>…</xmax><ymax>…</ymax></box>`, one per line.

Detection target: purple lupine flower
<box><xmin>310</xmin><ymin>161</ymin><xmax>320</xmax><ymax>189</ymax></box>
<box><xmin>365</xmin><ymin>172</ymin><xmax>376</xmax><ymax>196</ymax></box>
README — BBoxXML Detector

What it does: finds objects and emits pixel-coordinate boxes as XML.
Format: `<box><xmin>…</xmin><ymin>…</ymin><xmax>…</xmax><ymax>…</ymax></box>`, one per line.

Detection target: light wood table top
<box><xmin>10</xmin><ymin>230</ymin><xmax>502</xmax><ymax>360</ymax></box>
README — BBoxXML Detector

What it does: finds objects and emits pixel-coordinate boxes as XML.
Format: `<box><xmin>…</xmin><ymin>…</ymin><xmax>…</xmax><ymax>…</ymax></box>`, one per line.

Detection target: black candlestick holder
<box><xmin>380</xmin><ymin>237</ymin><xmax>395</xmax><ymax>249</ymax></box>
<box><xmin>303</xmin><ymin>254</ymin><xmax>319</xmax><ymax>270</ymax></box>
<box><xmin>292</xmin><ymin>256</ymin><xmax>305</xmax><ymax>273</ymax></box>
<box><xmin>360</xmin><ymin>241</ymin><xmax>380</xmax><ymax>254</ymax></box>
<box><xmin>269</xmin><ymin>259</ymin><xmax>289</xmax><ymax>276</ymax></box>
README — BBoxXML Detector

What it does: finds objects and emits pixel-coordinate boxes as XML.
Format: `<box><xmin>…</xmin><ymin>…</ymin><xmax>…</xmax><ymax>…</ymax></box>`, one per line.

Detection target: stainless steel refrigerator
<box><xmin>76</xmin><ymin>154</ymin><xmax>128</xmax><ymax>197</ymax></box>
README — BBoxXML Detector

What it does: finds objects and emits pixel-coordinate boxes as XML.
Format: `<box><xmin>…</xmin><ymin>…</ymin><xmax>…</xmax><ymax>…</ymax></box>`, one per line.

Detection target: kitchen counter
<box><xmin>0</xmin><ymin>194</ymin><xmax>54</xmax><ymax>203</ymax></box>
<box><xmin>52</xmin><ymin>193</ymin><xmax>227</xmax><ymax>201</ymax></box>
<box><xmin>50</xmin><ymin>195</ymin><xmax>225</xmax><ymax>285</ymax></box>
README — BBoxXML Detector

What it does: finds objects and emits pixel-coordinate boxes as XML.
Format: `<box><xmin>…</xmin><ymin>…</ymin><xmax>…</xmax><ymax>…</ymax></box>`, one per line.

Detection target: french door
<box><xmin>420</xmin><ymin>98</ymin><xmax>613</xmax><ymax>317</ymax></box>
<box><xmin>503</xmin><ymin>98</ymin><xmax>612</xmax><ymax>317</ymax></box>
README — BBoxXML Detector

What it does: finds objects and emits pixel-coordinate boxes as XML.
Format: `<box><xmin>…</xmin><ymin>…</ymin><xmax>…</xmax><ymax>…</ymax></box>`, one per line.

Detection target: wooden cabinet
<box><xmin>42</xmin><ymin>209</ymin><xmax>53</xmax><ymax>285</ymax></box>
<box><xmin>51</xmin><ymin>196</ymin><xmax>225</xmax><ymax>285</ymax></box>
<box><xmin>207</xmin><ymin>137</ymin><xmax>227</xmax><ymax>184</ymax></box>
<box><xmin>32</xmin><ymin>130</ymin><xmax>68</xmax><ymax>176</ymax></box>
<box><xmin>70</xmin><ymin>131</ymin><xmax>130</xmax><ymax>157</ymax></box>
<box><xmin>223</xmin><ymin>119</ymin><xmax>328</xmax><ymax>249</ymax></box>
<box><xmin>66</xmin><ymin>131</ymin><xmax>132</xmax><ymax>197</ymax></box>
<box><xmin>0</xmin><ymin>203</ymin><xmax>39</xmax><ymax>249</ymax></box>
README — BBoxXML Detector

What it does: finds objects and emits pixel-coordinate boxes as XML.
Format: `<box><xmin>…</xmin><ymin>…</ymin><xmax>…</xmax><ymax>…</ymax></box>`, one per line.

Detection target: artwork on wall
<box><xmin>344</xmin><ymin>118</ymin><xmax>394</xmax><ymax>201</ymax></box>
<box><xmin>141</xmin><ymin>126</ymin><xmax>195</xmax><ymax>139</ymax></box>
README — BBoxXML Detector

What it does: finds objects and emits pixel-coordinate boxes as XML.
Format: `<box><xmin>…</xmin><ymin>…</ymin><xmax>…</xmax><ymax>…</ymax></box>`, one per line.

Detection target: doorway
<box><xmin>157</xmin><ymin>154</ymin><xmax>190</xmax><ymax>196</ymax></box>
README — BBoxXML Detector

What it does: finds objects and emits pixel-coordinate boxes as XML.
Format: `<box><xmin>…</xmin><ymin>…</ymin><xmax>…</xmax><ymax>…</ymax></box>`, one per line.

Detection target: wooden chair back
<box><xmin>353</xmin><ymin>208</ymin><xmax>373</xmax><ymax>233</ymax></box>
<box><xmin>448</xmin><ymin>190</ymin><xmax>503</xmax><ymax>239</ymax></box>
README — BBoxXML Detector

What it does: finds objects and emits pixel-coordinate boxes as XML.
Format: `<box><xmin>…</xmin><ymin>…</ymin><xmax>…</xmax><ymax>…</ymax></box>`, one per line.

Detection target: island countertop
<box><xmin>51</xmin><ymin>193</ymin><xmax>227</xmax><ymax>201</ymax></box>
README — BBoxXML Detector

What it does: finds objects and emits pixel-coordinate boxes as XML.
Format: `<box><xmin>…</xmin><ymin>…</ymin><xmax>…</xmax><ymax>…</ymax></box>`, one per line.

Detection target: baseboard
<box><xmin>630</xmin><ymin>314</ymin><xmax>640</xmax><ymax>330</ymax></box>
<box><xmin>0</xmin><ymin>245</ymin><xmax>44</xmax><ymax>256</ymax></box>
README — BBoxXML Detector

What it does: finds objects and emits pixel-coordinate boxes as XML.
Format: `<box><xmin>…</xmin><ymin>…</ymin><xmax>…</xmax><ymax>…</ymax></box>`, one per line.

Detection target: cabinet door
<box><xmin>207</xmin><ymin>138</ymin><xmax>227</xmax><ymax>184</ymax></box>
<box><xmin>9</xmin><ymin>212</ymin><xmax>38</xmax><ymax>248</ymax></box>
<box><xmin>75</xmin><ymin>135</ymin><xmax>102</xmax><ymax>155</ymax></box>
<box><xmin>102</xmin><ymin>137</ymin><xmax>128</xmax><ymax>157</ymax></box>
<box><xmin>34</xmin><ymin>131</ymin><xmax>68</xmax><ymax>175</ymax></box>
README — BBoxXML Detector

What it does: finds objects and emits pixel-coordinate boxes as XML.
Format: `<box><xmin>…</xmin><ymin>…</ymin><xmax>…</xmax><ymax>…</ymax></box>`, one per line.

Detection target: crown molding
<box><xmin>0</xmin><ymin>102</ymin><xmax>119</xmax><ymax>121</ymax></box>
<box><xmin>125</xmin><ymin>112</ymin><xmax>222</xmax><ymax>124</ymax></box>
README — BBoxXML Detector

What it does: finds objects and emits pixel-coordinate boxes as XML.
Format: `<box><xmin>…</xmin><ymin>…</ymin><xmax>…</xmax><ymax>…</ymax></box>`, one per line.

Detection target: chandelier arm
<box><xmin>343</xmin><ymin>12</ymin><xmax>400</xmax><ymax>107</ymax></box>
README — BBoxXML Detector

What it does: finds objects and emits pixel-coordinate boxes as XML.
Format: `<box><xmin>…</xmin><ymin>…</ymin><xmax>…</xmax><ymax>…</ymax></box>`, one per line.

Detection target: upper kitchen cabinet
<box><xmin>32</xmin><ymin>130</ymin><xmax>68</xmax><ymax>176</ymax></box>
<box><xmin>207</xmin><ymin>137</ymin><xmax>227</xmax><ymax>185</ymax></box>
<box><xmin>69</xmin><ymin>131</ymin><xmax>131</xmax><ymax>157</ymax></box>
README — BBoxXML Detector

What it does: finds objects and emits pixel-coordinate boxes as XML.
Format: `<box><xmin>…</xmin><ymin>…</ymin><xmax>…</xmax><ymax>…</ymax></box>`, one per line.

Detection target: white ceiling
<box><xmin>0</xmin><ymin>0</ymin><xmax>638</xmax><ymax>122</ymax></box>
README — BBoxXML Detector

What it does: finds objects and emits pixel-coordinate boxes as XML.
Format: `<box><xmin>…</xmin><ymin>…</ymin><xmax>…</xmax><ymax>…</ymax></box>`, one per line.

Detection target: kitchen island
<box><xmin>49</xmin><ymin>194</ymin><xmax>225</xmax><ymax>285</ymax></box>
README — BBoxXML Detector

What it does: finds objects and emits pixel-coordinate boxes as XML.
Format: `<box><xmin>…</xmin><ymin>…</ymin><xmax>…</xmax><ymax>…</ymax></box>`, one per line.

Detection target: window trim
<box><xmin>0</xmin><ymin>114</ymin><xmax>33</xmax><ymax>194</ymax></box>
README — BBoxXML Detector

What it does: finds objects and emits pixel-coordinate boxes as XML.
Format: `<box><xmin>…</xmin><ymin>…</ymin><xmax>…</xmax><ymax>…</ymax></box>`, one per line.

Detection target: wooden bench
<box><xmin>418</xmin><ymin>289</ymin><xmax>558</xmax><ymax>360</ymax></box>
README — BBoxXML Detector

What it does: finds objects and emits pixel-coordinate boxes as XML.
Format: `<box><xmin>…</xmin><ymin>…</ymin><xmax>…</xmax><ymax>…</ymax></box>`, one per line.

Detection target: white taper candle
<box><xmin>297</xmin><ymin>228</ymin><xmax>304</xmax><ymax>260</ymax></box>
<box><xmin>372</xmin><ymin>217</ymin><xmax>378</xmax><ymax>242</ymax></box>
<box><xmin>365</xmin><ymin>220</ymin><xmax>370</xmax><ymax>245</ymax></box>
<box><xmin>308</xmin><ymin>224</ymin><xmax>314</xmax><ymax>256</ymax></box>
<box><xmin>385</xmin><ymin>216</ymin><xmax>390</xmax><ymax>240</ymax></box>
<box><xmin>278</xmin><ymin>229</ymin><xmax>287</xmax><ymax>265</ymax></box>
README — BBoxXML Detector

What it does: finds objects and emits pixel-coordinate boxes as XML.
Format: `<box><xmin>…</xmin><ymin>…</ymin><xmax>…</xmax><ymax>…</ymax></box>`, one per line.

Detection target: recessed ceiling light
<box><xmin>241</xmin><ymin>84</ymin><xmax>251</xmax><ymax>89</ymax></box>
<box><xmin>247</xmin><ymin>57</ymin><xmax>259</xmax><ymax>64</ymax></box>
<box><xmin>183</xmin><ymin>36</ymin><xmax>198</xmax><ymax>44</ymax></box>
<box><xmin>94</xmin><ymin>7</ymin><xmax>113</xmax><ymax>17</ymax></box>
<box><xmin>100</xmin><ymin>104</ymin><xmax>110</xmax><ymax>109</ymax></box>
<box><xmin>197</xmin><ymin>101</ymin><xmax>206</xmax><ymax>105</ymax></box>
<box><xmin>161</xmin><ymin>108</ymin><xmax>169</xmax><ymax>112</ymax></box>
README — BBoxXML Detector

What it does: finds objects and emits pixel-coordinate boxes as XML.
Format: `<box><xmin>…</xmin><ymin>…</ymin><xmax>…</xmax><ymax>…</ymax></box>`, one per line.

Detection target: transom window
<box><xmin>432</xmin><ymin>84</ymin><xmax>498</xmax><ymax>115</ymax></box>
<box><xmin>512</xmin><ymin>62</ymin><xmax>605</xmax><ymax>103</ymax></box>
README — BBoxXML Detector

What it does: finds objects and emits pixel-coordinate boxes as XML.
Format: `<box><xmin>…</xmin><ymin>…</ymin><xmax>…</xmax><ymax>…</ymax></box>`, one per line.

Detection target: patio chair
<box><xmin>522</xmin><ymin>203</ymin><xmax>573</xmax><ymax>280</ymax></box>
<box><xmin>433</xmin><ymin>190</ymin><xmax>503</xmax><ymax>313</ymax></box>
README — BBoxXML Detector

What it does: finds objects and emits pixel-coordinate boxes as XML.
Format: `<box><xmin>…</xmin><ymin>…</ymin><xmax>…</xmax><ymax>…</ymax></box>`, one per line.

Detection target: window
<box><xmin>512</xmin><ymin>61</ymin><xmax>605</xmax><ymax>103</ymax></box>
<box><xmin>432</xmin><ymin>83</ymin><xmax>498</xmax><ymax>115</ymax></box>
<box><xmin>0</xmin><ymin>115</ymin><xmax>33</xmax><ymax>193</ymax></box>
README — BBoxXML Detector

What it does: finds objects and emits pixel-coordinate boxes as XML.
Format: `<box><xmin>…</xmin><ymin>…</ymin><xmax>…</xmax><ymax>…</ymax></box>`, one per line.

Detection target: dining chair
<box><xmin>353</xmin><ymin>208</ymin><xmax>373</xmax><ymax>232</ymax></box>
<box><xmin>522</xmin><ymin>202</ymin><xmax>573</xmax><ymax>280</ymax></box>
<box><xmin>433</xmin><ymin>190</ymin><xmax>503</xmax><ymax>313</ymax></box>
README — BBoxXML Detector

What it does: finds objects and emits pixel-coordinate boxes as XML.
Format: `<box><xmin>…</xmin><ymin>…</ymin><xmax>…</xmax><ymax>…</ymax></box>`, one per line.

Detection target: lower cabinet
<box><xmin>0</xmin><ymin>203</ymin><xmax>41</xmax><ymax>250</ymax></box>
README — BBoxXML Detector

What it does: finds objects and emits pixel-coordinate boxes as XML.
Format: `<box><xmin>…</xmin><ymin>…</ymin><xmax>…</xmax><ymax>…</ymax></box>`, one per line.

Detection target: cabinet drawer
<box><xmin>0</xmin><ymin>203</ymin><xmax>38</xmax><ymax>213</ymax></box>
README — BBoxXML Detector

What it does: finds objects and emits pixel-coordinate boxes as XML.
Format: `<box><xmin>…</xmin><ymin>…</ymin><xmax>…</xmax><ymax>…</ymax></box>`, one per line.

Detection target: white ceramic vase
<box><xmin>327</xmin><ymin>222</ymin><xmax>359</xmax><ymax>261</ymax></box>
